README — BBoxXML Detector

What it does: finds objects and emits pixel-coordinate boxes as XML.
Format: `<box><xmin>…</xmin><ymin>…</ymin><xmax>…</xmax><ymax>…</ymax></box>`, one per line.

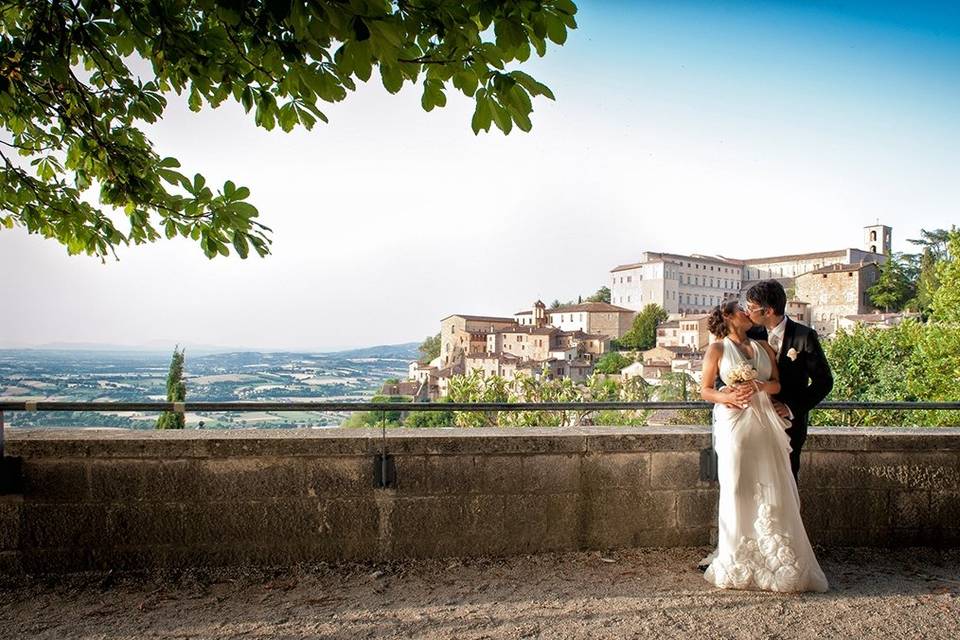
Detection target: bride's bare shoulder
<box><xmin>705</xmin><ymin>342</ymin><xmax>724</xmax><ymax>358</ymax></box>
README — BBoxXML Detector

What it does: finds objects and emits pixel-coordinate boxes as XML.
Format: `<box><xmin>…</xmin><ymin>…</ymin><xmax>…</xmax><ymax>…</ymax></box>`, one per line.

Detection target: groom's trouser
<box><xmin>787</xmin><ymin>420</ymin><xmax>807</xmax><ymax>482</ymax></box>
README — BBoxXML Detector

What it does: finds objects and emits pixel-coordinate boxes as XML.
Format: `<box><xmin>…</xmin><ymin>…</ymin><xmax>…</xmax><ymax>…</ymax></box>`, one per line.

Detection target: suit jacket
<box><xmin>747</xmin><ymin>319</ymin><xmax>833</xmax><ymax>434</ymax></box>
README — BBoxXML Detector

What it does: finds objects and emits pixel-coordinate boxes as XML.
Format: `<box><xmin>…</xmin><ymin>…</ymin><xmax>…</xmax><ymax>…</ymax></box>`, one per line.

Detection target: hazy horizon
<box><xmin>3</xmin><ymin>1</ymin><xmax>958</xmax><ymax>350</ymax></box>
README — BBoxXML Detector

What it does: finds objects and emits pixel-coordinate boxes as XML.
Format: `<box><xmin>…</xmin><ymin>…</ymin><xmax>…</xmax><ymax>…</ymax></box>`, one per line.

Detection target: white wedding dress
<box><xmin>704</xmin><ymin>337</ymin><xmax>828</xmax><ymax>593</ymax></box>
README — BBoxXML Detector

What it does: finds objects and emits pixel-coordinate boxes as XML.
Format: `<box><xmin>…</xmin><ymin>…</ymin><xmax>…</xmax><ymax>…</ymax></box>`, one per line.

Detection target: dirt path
<box><xmin>2</xmin><ymin>547</ymin><xmax>958</xmax><ymax>639</ymax></box>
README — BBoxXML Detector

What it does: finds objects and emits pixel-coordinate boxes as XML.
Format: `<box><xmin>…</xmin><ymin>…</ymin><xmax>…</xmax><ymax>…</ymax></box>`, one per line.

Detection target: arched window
<box><xmin>870</xmin><ymin>230</ymin><xmax>877</xmax><ymax>241</ymax></box>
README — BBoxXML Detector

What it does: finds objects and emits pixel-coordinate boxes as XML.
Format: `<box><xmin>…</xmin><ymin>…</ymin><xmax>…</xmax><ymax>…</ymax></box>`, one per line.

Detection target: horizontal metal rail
<box><xmin>1</xmin><ymin>401</ymin><xmax>959</xmax><ymax>412</ymax></box>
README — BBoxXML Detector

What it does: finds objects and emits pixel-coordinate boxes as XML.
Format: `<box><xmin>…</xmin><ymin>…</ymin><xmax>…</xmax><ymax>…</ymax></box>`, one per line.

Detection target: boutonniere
<box><xmin>786</xmin><ymin>348</ymin><xmax>798</xmax><ymax>361</ymax></box>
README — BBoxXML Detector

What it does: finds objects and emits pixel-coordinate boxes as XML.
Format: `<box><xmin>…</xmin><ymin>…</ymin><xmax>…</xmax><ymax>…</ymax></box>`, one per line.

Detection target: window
<box><xmin>627</xmin><ymin>276</ymin><xmax>632</xmax><ymax>283</ymax></box>
<box><xmin>627</xmin><ymin>296</ymin><xmax>631</xmax><ymax>302</ymax></box>
<box><xmin>870</xmin><ymin>230</ymin><xmax>877</xmax><ymax>241</ymax></box>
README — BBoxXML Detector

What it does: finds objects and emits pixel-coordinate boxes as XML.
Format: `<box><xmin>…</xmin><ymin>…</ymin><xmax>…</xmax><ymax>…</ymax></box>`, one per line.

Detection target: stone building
<box><xmin>610</xmin><ymin>224</ymin><xmax>889</xmax><ymax>315</ymax></box>
<box><xmin>656</xmin><ymin>314</ymin><xmax>710</xmax><ymax>349</ymax></box>
<box><xmin>546</xmin><ymin>302</ymin><xmax>636</xmax><ymax>340</ymax></box>
<box><xmin>439</xmin><ymin>314</ymin><xmax>517</xmax><ymax>366</ymax></box>
<box><xmin>794</xmin><ymin>262</ymin><xmax>881</xmax><ymax>335</ymax></box>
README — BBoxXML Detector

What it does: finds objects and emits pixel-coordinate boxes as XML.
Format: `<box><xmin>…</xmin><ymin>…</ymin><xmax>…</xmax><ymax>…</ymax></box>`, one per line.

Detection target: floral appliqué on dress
<box><xmin>711</xmin><ymin>484</ymin><xmax>803</xmax><ymax>592</ymax></box>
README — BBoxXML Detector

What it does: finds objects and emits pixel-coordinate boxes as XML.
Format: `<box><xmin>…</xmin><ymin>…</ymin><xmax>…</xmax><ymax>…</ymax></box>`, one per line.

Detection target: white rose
<box><xmin>758</xmin><ymin>504</ymin><xmax>773</xmax><ymax>519</ymax></box>
<box><xmin>755</xmin><ymin>517</ymin><xmax>775</xmax><ymax>536</ymax></box>
<box><xmin>766</xmin><ymin>555</ymin><xmax>782</xmax><ymax>572</ymax></box>
<box><xmin>758</xmin><ymin>536</ymin><xmax>778</xmax><ymax>557</ymax></box>
<box><xmin>754</xmin><ymin>567</ymin><xmax>776</xmax><ymax>590</ymax></box>
<box><xmin>777</xmin><ymin>545</ymin><xmax>797</xmax><ymax>567</ymax></box>
<box><xmin>774</xmin><ymin>565</ymin><xmax>800</xmax><ymax>591</ymax></box>
<box><xmin>729</xmin><ymin>563</ymin><xmax>753</xmax><ymax>589</ymax></box>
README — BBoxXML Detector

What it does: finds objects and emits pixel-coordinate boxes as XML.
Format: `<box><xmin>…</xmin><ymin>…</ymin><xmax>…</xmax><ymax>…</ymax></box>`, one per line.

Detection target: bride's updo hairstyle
<box><xmin>707</xmin><ymin>300</ymin><xmax>741</xmax><ymax>338</ymax></box>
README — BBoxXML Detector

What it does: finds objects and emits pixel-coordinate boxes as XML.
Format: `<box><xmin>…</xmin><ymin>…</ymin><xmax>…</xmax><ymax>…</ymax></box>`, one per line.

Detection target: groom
<box><xmin>737</xmin><ymin>280</ymin><xmax>833</xmax><ymax>480</ymax></box>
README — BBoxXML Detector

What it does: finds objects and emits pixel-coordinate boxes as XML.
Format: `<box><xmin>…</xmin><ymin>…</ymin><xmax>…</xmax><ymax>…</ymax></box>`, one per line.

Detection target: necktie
<box><xmin>770</xmin><ymin>333</ymin><xmax>781</xmax><ymax>354</ymax></box>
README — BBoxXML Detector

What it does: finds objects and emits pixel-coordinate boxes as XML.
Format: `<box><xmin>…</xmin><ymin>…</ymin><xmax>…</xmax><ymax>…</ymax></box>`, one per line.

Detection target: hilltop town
<box><xmin>393</xmin><ymin>224</ymin><xmax>916</xmax><ymax>400</ymax></box>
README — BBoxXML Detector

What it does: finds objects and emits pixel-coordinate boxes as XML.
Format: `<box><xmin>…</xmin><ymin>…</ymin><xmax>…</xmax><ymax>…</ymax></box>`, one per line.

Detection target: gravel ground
<box><xmin>1</xmin><ymin>547</ymin><xmax>959</xmax><ymax>639</ymax></box>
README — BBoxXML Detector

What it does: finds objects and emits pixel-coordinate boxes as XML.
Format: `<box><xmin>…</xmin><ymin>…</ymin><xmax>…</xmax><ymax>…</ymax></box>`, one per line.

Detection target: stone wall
<box><xmin>1</xmin><ymin>426</ymin><xmax>958</xmax><ymax>574</ymax></box>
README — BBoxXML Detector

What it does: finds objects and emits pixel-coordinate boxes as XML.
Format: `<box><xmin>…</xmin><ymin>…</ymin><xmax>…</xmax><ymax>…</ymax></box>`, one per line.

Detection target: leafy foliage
<box><xmin>444</xmin><ymin>368</ymin><xmax>653</xmax><ymax>427</ymax></box>
<box><xmin>586</xmin><ymin>286</ymin><xmax>611</xmax><ymax>304</ymax></box>
<box><xmin>1</xmin><ymin>0</ymin><xmax>577</xmax><ymax>258</ymax></box>
<box><xmin>156</xmin><ymin>346</ymin><xmax>186</xmax><ymax>429</ymax></box>
<box><xmin>931</xmin><ymin>230</ymin><xmax>960</xmax><ymax>323</ymax></box>
<box><xmin>815</xmin><ymin>321</ymin><xmax>960</xmax><ymax>427</ymax></box>
<box><xmin>868</xmin><ymin>252</ymin><xmax>916</xmax><ymax>312</ymax></box>
<box><xmin>593</xmin><ymin>351</ymin><xmax>631</xmax><ymax>374</ymax></box>
<box><xmin>618</xmin><ymin>304</ymin><xmax>668</xmax><ymax>351</ymax></box>
<box><xmin>418</xmin><ymin>333</ymin><xmax>441</xmax><ymax>363</ymax></box>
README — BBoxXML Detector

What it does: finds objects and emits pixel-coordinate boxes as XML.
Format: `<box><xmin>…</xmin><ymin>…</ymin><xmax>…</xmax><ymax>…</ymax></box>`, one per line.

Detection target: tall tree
<box><xmin>931</xmin><ymin>230</ymin><xmax>960</xmax><ymax>323</ymax></box>
<box><xmin>156</xmin><ymin>346</ymin><xmax>186</xmax><ymax>429</ymax></box>
<box><xmin>868</xmin><ymin>252</ymin><xmax>915</xmax><ymax>312</ymax></box>
<box><xmin>619</xmin><ymin>304</ymin><xmax>668</xmax><ymax>351</ymax></box>
<box><xmin>418</xmin><ymin>333</ymin><xmax>441</xmax><ymax>363</ymax></box>
<box><xmin>1</xmin><ymin>0</ymin><xmax>577</xmax><ymax>259</ymax></box>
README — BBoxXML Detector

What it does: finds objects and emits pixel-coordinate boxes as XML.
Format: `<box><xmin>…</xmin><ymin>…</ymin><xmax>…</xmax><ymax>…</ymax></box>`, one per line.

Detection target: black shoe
<box><xmin>697</xmin><ymin>563</ymin><xmax>709</xmax><ymax>573</ymax></box>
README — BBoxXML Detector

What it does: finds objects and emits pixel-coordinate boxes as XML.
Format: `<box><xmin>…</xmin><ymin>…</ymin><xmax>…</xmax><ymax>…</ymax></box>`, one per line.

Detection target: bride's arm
<box><xmin>700</xmin><ymin>343</ymin><xmax>741</xmax><ymax>407</ymax></box>
<box><xmin>757</xmin><ymin>341</ymin><xmax>781</xmax><ymax>395</ymax></box>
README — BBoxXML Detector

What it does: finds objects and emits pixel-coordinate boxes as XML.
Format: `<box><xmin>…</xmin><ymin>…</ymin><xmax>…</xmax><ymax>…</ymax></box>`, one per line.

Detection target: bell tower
<box><xmin>864</xmin><ymin>223</ymin><xmax>892</xmax><ymax>255</ymax></box>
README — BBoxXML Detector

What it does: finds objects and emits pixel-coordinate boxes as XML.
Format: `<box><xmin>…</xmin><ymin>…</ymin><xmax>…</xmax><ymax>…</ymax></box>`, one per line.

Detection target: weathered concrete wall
<box><xmin>1</xmin><ymin>426</ymin><xmax>958</xmax><ymax>574</ymax></box>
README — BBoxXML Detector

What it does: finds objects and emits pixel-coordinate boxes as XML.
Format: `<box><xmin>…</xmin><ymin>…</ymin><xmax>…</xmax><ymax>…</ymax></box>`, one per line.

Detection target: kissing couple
<box><xmin>698</xmin><ymin>280</ymin><xmax>833</xmax><ymax>592</ymax></box>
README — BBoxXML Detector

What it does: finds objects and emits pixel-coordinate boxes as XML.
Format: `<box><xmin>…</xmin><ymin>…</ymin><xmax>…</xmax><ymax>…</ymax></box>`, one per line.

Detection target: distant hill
<box><xmin>326</xmin><ymin>342</ymin><xmax>420</xmax><ymax>360</ymax></box>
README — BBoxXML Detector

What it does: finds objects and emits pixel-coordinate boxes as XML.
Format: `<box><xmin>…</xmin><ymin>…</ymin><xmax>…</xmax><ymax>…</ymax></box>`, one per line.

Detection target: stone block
<box><xmin>424</xmin><ymin>455</ymin><xmax>480</xmax><ymax>495</ymax></box>
<box><xmin>183</xmin><ymin>501</ymin><xmax>273</xmax><ymax>545</ymax></box>
<box><xmin>582</xmin><ymin>453</ymin><xmax>649</xmax><ymax>490</ymax></box>
<box><xmin>504</xmin><ymin>493</ymin><xmax>579</xmax><ymax>553</ymax></box>
<box><xmin>479</xmin><ymin>455</ymin><xmax>524</xmax><ymax>494</ymax></box>
<box><xmin>318</xmin><ymin>498</ymin><xmax>380</xmax><ymax>559</ymax></box>
<box><xmin>105</xmin><ymin>503</ymin><xmax>185</xmax><ymax>546</ymax></box>
<box><xmin>389</xmin><ymin>496</ymin><xmax>469</xmax><ymax>558</ymax></box>
<box><xmin>930</xmin><ymin>492</ymin><xmax>960</xmax><ymax>529</ymax></box>
<box><xmin>161</xmin><ymin>458</ymin><xmax>300</xmax><ymax>501</ymax></box>
<box><xmin>650</xmin><ymin>451</ymin><xmax>702</xmax><ymax>489</ymax></box>
<box><xmin>196</xmin><ymin>459</ymin><xmax>303</xmax><ymax>501</ymax></box>
<box><xmin>0</xmin><ymin>551</ymin><xmax>23</xmax><ymax>574</ymax></box>
<box><xmin>142</xmin><ymin>460</ymin><xmax>204</xmax><ymax>502</ymax></box>
<box><xmin>303</xmin><ymin>457</ymin><xmax>371</xmax><ymax>497</ymax></box>
<box><xmin>0</xmin><ymin>497</ymin><xmax>22</xmax><ymax>551</ymax></box>
<box><xmin>21</xmin><ymin>460</ymin><xmax>88</xmax><ymax>502</ymax></box>
<box><xmin>891</xmin><ymin>491</ymin><xmax>930</xmax><ymax>529</ymax></box>
<box><xmin>89</xmin><ymin>460</ymin><xmax>148</xmax><ymax>502</ymax></box>
<box><xmin>677</xmin><ymin>489</ymin><xmax>719</xmax><ymax>529</ymax></box>
<box><xmin>807</xmin><ymin>451</ymin><xmax>960</xmax><ymax>492</ymax></box>
<box><xmin>800</xmin><ymin>489</ymin><xmax>889</xmax><ymax>534</ymax></box>
<box><xmin>392</xmin><ymin>456</ymin><xmax>429</xmax><ymax>494</ymax></box>
<box><xmin>22</xmin><ymin>503</ymin><xmax>107</xmax><ymax>548</ymax></box>
<box><xmin>21</xmin><ymin>547</ymin><xmax>93</xmax><ymax>574</ymax></box>
<box><xmin>583</xmin><ymin>489</ymin><xmax>676</xmax><ymax>548</ymax></box>
<box><xmin>522</xmin><ymin>454</ymin><xmax>580</xmax><ymax>494</ymax></box>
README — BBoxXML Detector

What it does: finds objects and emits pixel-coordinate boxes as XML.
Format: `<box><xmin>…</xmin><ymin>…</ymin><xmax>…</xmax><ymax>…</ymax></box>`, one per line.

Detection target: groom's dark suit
<box><xmin>747</xmin><ymin>319</ymin><xmax>833</xmax><ymax>480</ymax></box>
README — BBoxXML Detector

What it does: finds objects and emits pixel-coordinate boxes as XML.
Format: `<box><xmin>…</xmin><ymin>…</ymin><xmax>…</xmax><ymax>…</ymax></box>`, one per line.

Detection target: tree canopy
<box><xmin>618</xmin><ymin>304</ymin><xmax>668</xmax><ymax>351</ymax></box>
<box><xmin>1</xmin><ymin>0</ymin><xmax>577</xmax><ymax>259</ymax></box>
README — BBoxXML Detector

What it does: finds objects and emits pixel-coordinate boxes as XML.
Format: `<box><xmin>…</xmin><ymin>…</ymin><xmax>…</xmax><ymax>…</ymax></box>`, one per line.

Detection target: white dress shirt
<box><xmin>767</xmin><ymin>315</ymin><xmax>793</xmax><ymax>420</ymax></box>
<box><xmin>768</xmin><ymin>316</ymin><xmax>788</xmax><ymax>355</ymax></box>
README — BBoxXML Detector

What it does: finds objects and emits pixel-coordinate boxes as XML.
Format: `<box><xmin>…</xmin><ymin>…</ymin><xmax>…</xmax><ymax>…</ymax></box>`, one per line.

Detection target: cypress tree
<box><xmin>156</xmin><ymin>347</ymin><xmax>186</xmax><ymax>429</ymax></box>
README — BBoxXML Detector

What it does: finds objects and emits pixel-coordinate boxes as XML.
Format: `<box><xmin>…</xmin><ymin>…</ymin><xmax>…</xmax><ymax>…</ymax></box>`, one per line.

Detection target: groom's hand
<box><xmin>772</xmin><ymin>399</ymin><xmax>791</xmax><ymax>418</ymax></box>
<box><xmin>731</xmin><ymin>383</ymin><xmax>755</xmax><ymax>405</ymax></box>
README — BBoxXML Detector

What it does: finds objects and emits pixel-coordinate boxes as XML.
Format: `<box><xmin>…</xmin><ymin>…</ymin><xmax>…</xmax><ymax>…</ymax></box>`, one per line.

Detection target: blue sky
<box><xmin>2</xmin><ymin>1</ymin><xmax>958</xmax><ymax>350</ymax></box>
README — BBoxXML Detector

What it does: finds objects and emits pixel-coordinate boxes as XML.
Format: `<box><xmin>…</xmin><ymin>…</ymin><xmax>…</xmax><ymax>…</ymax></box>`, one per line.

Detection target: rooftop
<box><xmin>548</xmin><ymin>302</ymin><xmax>634</xmax><ymax>314</ymax></box>
<box><xmin>3</xmin><ymin>548</ymin><xmax>955</xmax><ymax>639</ymax></box>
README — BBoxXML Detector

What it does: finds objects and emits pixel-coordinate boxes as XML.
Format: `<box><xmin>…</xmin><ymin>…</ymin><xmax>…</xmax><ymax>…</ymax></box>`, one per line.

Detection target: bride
<box><xmin>700</xmin><ymin>300</ymin><xmax>828</xmax><ymax>593</ymax></box>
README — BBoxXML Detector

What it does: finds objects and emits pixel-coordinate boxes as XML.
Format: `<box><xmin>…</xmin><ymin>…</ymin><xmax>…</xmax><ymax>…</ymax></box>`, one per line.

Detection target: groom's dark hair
<box><xmin>746</xmin><ymin>280</ymin><xmax>787</xmax><ymax>316</ymax></box>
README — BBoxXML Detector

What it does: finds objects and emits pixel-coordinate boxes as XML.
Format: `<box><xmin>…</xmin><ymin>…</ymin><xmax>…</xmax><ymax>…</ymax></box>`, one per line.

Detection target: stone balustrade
<box><xmin>1</xmin><ymin>426</ymin><xmax>958</xmax><ymax>574</ymax></box>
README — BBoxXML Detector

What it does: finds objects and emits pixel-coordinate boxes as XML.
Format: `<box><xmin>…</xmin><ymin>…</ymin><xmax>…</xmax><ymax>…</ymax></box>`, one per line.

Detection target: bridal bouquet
<box><xmin>727</xmin><ymin>363</ymin><xmax>758</xmax><ymax>385</ymax></box>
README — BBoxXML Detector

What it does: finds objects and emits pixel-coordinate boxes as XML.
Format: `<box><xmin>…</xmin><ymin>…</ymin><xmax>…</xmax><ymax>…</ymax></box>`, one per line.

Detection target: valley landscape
<box><xmin>0</xmin><ymin>344</ymin><xmax>418</xmax><ymax>429</ymax></box>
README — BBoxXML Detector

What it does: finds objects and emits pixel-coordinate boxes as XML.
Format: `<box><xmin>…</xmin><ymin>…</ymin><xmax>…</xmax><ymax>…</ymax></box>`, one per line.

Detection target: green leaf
<box><xmin>232</xmin><ymin>232</ymin><xmax>250</xmax><ymax>258</ymax></box>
